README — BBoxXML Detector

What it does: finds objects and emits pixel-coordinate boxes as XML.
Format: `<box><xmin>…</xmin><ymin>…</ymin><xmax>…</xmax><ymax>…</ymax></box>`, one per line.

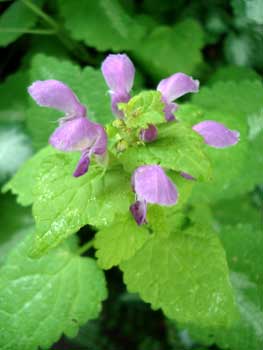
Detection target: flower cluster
<box><xmin>28</xmin><ymin>80</ymin><xmax>107</xmax><ymax>177</ymax></box>
<box><xmin>28</xmin><ymin>54</ymin><xmax>239</xmax><ymax>225</ymax></box>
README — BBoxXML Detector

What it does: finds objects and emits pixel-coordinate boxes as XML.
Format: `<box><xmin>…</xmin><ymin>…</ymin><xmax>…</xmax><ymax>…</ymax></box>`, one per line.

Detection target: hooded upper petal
<box><xmin>132</xmin><ymin>165</ymin><xmax>178</xmax><ymax>205</ymax></box>
<box><xmin>192</xmin><ymin>120</ymin><xmax>240</xmax><ymax>148</ymax></box>
<box><xmin>101</xmin><ymin>54</ymin><xmax>135</xmax><ymax>94</ymax></box>
<box><xmin>49</xmin><ymin>117</ymin><xmax>107</xmax><ymax>154</ymax></box>
<box><xmin>157</xmin><ymin>73</ymin><xmax>199</xmax><ymax>102</ymax></box>
<box><xmin>28</xmin><ymin>79</ymin><xmax>86</xmax><ymax>117</ymax></box>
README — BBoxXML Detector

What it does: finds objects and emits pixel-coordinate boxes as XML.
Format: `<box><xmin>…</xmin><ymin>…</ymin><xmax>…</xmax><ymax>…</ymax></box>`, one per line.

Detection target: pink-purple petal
<box><xmin>49</xmin><ymin>117</ymin><xmax>107</xmax><ymax>154</ymax></box>
<box><xmin>73</xmin><ymin>152</ymin><xmax>90</xmax><ymax>177</ymax></box>
<box><xmin>192</xmin><ymin>120</ymin><xmax>240</xmax><ymax>148</ymax></box>
<box><xmin>162</xmin><ymin>98</ymin><xmax>178</xmax><ymax>122</ymax></box>
<box><xmin>111</xmin><ymin>91</ymin><xmax>131</xmax><ymax>118</ymax></box>
<box><xmin>140</xmin><ymin>124</ymin><xmax>158</xmax><ymax>142</ymax></box>
<box><xmin>101</xmin><ymin>54</ymin><xmax>135</xmax><ymax>94</ymax></box>
<box><xmin>157</xmin><ymin>73</ymin><xmax>199</xmax><ymax>102</ymax></box>
<box><xmin>28</xmin><ymin>80</ymin><xmax>86</xmax><ymax>117</ymax></box>
<box><xmin>133</xmin><ymin>165</ymin><xmax>178</xmax><ymax>206</ymax></box>
<box><xmin>180</xmin><ymin>172</ymin><xmax>196</xmax><ymax>181</ymax></box>
<box><xmin>130</xmin><ymin>200</ymin><xmax>147</xmax><ymax>225</ymax></box>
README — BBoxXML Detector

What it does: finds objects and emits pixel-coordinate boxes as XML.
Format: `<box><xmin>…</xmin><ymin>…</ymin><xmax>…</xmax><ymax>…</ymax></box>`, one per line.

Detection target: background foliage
<box><xmin>0</xmin><ymin>0</ymin><xmax>262</xmax><ymax>349</ymax></box>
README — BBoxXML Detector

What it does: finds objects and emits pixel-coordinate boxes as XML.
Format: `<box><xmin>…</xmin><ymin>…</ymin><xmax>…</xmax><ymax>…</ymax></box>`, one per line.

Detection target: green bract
<box><xmin>118</xmin><ymin>90</ymin><xmax>165</xmax><ymax>128</ymax></box>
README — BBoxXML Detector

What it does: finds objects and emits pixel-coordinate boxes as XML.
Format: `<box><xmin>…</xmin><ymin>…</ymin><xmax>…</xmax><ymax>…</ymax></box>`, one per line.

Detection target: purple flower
<box><xmin>28</xmin><ymin>79</ymin><xmax>86</xmax><ymax>120</ymax></box>
<box><xmin>192</xmin><ymin>120</ymin><xmax>240</xmax><ymax>148</ymax></box>
<box><xmin>130</xmin><ymin>165</ymin><xmax>178</xmax><ymax>225</ymax></box>
<box><xmin>101</xmin><ymin>54</ymin><xmax>135</xmax><ymax>117</ymax></box>
<box><xmin>28</xmin><ymin>79</ymin><xmax>107</xmax><ymax>177</ymax></box>
<box><xmin>157</xmin><ymin>73</ymin><xmax>200</xmax><ymax>121</ymax></box>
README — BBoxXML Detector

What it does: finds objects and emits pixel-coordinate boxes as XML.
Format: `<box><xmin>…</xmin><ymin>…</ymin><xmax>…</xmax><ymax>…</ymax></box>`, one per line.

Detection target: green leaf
<box><xmin>27</xmin><ymin>54</ymin><xmax>113</xmax><ymax>150</ymax></box>
<box><xmin>119</xmin><ymin>122</ymin><xmax>212</xmax><ymax>181</ymax></box>
<box><xmin>0</xmin><ymin>193</ymin><xmax>33</xmax><ymax>265</ymax></box>
<box><xmin>0</xmin><ymin>234</ymin><xmax>107</xmax><ymax>350</ymax></box>
<box><xmin>208</xmin><ymin>65</ymin><xmax>260</xmax><ymax>85</ymax></box>
<box><xmin>184</xmin><ymin>80</ymin><xmax>263</xmax><ymax>201</ymax></box>
<box><xmin>58</xmin><ymin>0</ymin><xmax>146</xmax><ymax>51</ymax></box>
<box><xmin>0</xmin><ymin>71</ymin><xmax>29</xmax><ymax>122</ymax></box>
<box><xmin>121</xmin><ymin>225</ymin><xmax>236</xmax><ymax>327</ymax></box>
<box><xmin>95</xmin><ymin>214</ymin><xmax>149</xmax><ymax>269</ymax></box>
<box><xmin>133</xmin><ymin>19</ymin><xmax>204</xmax><ymax>80</ymax></box>
<box><xmin>31</xmin><ymin>151</ymin><xmax>132</xmax><ymax>256</ymax></box>
<box><xmin>0</xmin><ymin>0</ymin><xmax>45</xmax><ymax>47</ymax></box>
<box><xmin>187</xmin><ymin>206</ymin><xmax>263</xmax><ymax>350</ymax></box>
<box><xmin>2</xmin><ymin>146</ymin><xmax>55</xmax><ymax>206</ymax></box>
<box><xmin>119</xmin><ymin>91</ymin><xmax>165</xmax><ymax>128</ymax></box>
<box><xmin>213</xmin><ymin>195</ymin><xmax>261</xmax><ymax>227</ymax></box>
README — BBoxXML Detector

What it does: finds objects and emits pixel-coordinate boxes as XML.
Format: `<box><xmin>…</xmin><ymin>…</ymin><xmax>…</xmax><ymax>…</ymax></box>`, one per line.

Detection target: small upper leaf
<box><xmin>119</xmin><ymin>91</ymin><xmax>165</xmax><ymax>128</ymax></box>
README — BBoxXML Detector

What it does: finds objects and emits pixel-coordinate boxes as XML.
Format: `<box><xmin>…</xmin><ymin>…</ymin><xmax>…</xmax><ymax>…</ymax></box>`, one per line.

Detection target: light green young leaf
<box><xmin>121</xmin><ymin>225</ymin><xmax>236</xmax><ymax>327</ymax></box>
<box><xmin>58</xmin><ymin>0</ymin><xmax>146</xmax><ymax>51</ymax></box>
<box><xmin>95</xmin><ymin>214</ymin><xmax>149</xmax><ymax>269</ymax></box>
<box><xmin>0</xmin><ymin>0</ymin><xmax>45</xmax><ymax>47</ymax></box>
<box><xmin>119</xmin><ymin>91</ymin><xmax>165</xmax><ymax>128</ymax></box>
<box><xmin>119</xmin><ymin>122</ymin><xmax>212</xmax><ymax>181</ymax></box>
<box><xmin>27</xmin><ymin>54</ymin><xmax>112</xmax><ymax>150</ymax></box>
<box><xmin>133</xmin><ymin>19</ymin><xmax>204</xmax><ymax>80</ymax></box>
<box><xmin>2</xmin><ymin>146</ymin><xmax>55</xmax><ymax>206</ymax></box>
<box><xmin>31</xmin><ymin>152</ymin><xmax>132</xmax><ymax>257</ymax></box>
<box><xmin>0</xmin><ymin>234</ymin><xmax>107</xmax><ymax>350</ymax></box>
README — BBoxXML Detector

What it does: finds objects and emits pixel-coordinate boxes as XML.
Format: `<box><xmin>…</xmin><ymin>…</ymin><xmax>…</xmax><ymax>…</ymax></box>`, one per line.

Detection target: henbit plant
<box><xmin>1</xmin><ymin>53</ymin><xmax>241</xmax><ymax>350</ymax></box>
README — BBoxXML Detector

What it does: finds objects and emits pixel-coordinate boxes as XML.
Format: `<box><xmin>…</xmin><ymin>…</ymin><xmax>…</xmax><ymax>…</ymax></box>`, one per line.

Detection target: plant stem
<box><xmin>22</xmin><ymin>0</ymin><xmax>59</xmax><ymax>30</ymax></box>
<box><xmin>0</xmin><ymin>28</ymin><xmax>56</xmax><ymax>35</ymax></box>
<box><xmin>22</xmin><ymin>0</ymin><xmax>97</xmax><ymax>64</ymax></box>
<box><xmin>78</xmin><ymin>239</ymin><xmax>95</xmax><ymax>255</ymax></box>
